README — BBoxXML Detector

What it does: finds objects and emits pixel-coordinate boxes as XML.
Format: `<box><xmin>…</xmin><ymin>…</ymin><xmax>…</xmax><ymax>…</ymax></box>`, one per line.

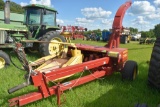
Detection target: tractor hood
<box><xmin>0</xmin><ymin>23</ymin><xmax>28</xmax><ymax>32</ymax></box>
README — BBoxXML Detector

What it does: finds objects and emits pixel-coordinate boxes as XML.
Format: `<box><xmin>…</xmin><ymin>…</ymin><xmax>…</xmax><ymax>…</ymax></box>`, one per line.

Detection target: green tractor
<box><xmin>139</xmin><ymin>37</ymin><xmax>155</xmax><ymax>44</ymax></box>
<box><xmin>0</xmin><ymin>1</ymin><xmax>66</xmax><ymax>69</ymax></box>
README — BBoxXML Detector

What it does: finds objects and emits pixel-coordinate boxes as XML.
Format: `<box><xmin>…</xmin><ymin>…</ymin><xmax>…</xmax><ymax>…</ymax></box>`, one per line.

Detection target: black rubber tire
<box><xmin>135</xmin><ymin>103</ymin><xmax>148</xmax><ymax>107</ymax></box>
<box><xmin>121</xmin><ymin>60</ymin><xmax>138</xmax><ymax>80</ymax></box>
<box><xmin>39</xmin><ymin>31</ymin><xmax>66</xmax><ymax>56</ymax></box>
<box><xmin>73</xmin><ymin>37</ymin><xmax>75</xmax><ymax>40</ymax></box>
<box><xmin>92</xmin><ymin>36</ymin><xmax>96</xmax><ymax>41</ymax></box>
<box><xmin>120</xmin><ymin>35</ymin><xmax>127</xmax><ymax>44</ymax></box>
<box><xmin>25</xmin><ymin>43</ymin><xmax>39</xmax><ymax>53</ymax></box>
<box><xmin>86</xmin><ymin>35</ymin><xmax>90</xmax><ymax>41</ymax></box>
<box><xmin>0</xmin><ymin>50</ymin><xmax>10</xmax><ymax>69</ymax></box>
<box><xmin>148</xmin><ymin>38</ymin><xmax>160</xmax><ymax>89</ymax></box>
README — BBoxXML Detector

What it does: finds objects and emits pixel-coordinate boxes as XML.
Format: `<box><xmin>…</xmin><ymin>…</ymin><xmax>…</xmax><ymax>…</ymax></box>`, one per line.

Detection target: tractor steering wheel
<box><xmin>29</xmin><ymin>19</ymin><xmax>36</xmax><ymax>24</ymax></box>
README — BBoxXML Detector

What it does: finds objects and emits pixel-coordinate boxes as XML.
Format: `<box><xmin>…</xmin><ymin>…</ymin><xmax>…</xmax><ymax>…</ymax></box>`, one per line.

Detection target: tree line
<box><xmin>140</xmin><ymin>24</ymin><xmax>160</xmax><ymax>38</ymax></box>
<box><xmin>85</xmin><ymin>25</ymin><xmax>160</xmax><ymax>38</ymax></box>
<box><xmin>0</xmin><ymin>0</ymin><xmax>24</xmax><ymax>14</ymax></box>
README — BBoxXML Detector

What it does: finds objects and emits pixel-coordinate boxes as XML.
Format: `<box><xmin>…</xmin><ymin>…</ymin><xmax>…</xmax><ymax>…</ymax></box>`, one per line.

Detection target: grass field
<box><xmin>0</xmin><ymin>40</ymin><xmax>160</xmax><ymax>107</ymax></box>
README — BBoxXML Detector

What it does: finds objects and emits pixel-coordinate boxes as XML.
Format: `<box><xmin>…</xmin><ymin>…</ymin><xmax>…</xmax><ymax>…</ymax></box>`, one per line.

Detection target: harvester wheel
<box><xmin>39</xmin><ymin>31</ymin><xmax>66</xmax><ymax>56</ymax></box>
<box><xmin>0</xmin><ymin>50</ymin><xmax>10</xmax><ymax>69</ymax></box>
<box><xmin>121</xmin><ymin>60</ymin><xmax>138</xmax><ymax>80</ymax></box>
<box><xmin>148</xmin><ymin>38</ymin><xmax>160</xmax><ymax>89</ymax></box>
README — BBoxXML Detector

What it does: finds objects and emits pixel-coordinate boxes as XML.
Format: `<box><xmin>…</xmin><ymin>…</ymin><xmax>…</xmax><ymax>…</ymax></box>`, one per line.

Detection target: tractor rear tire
<box><xmin>148</xmin><ymin>38</ymin><xmax>160</xmax><ymax>89</ymax></box>
<box><xmin>135</xmin><ymin>103</ymin><xmax>148</xmax><ymax>107</ymax></box>
<box><xmin>121</xmin><ymin>60</ymin><xmax>138</xmax><ymax>80</ymax></box>
<box><xmin>25</xmin><ymin>43</ymin><xmax>39</xmax><ymax>53</ymax></box>
<box><xmin>0</xmin><ymin>50</ymin><xmax>10</xmax><ymax>69</ymax></box>
<box><xmin>39</xmin><ymin>31</ymin><xmax>66</xmax><ymax>56</ymax></box>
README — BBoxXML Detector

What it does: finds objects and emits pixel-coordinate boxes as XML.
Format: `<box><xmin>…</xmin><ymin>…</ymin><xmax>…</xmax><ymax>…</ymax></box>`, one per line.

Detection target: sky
<box><xmin>6</xmin><ymin>0</ymin><xmax>160</xmax><ymax>31</ymax></box>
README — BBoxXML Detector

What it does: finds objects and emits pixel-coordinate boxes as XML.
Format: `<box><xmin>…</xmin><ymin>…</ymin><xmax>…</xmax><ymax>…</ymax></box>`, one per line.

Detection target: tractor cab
<box><xmin>23</xmin><ymin>4</ymin><xmax>59</xmax><ymax>38</ymax></box>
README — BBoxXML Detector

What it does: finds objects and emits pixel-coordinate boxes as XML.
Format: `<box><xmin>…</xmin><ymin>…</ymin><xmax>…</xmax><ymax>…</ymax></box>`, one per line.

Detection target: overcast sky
<box><xmin>8</xmin><ymin>0</ymin><xmax>160</xmax><ymax>31</ymax></box>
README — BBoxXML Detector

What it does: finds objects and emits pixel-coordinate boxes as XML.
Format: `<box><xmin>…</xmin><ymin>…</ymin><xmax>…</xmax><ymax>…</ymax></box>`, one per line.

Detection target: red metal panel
<box><xmin>44</xmin><ymin>57</ymin><xmax>110</xmax><ymax>80</ymax></box>
<box><xmin>59</xmin><ymin>70</ymin><xmax>107</xmax><ymax>90</ymax></box>
<box><xmin>107</xmin><ymin>1</ymin><xmax>132</xmax><ymax>48</ymax></box>
<box><xmin>32</xmin><ymin>73</ymin><xmax>51</xmax><ymax>98</ymax></box>
<box><xmin>47</xmin><ymin>70</ymin><xmax>109</xmax><ymax>94</ymax></box>
<box><xmin>9</xmin><ymin>92</ymin><xmax>43</xmax><ymax>106</ymax></box>
<box><xmin>32</xmin><ymin>72</ymin><xmax>42</xmax><ymax>86</ymax></box>
<box><xmin>112</xmin><ymin>1</ymin><xmax>132</xmax><ymax>29</ymax></box>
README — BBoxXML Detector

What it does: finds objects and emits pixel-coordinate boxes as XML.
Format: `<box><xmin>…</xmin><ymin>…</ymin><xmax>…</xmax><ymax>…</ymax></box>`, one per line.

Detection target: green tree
<box><xmin>141</xmin><ymin>29</ymin><xmax>155</xmax><ymax>38</ymax></box>
<box><xmin>0</xmin><ymin>0</ymin><xmax>4</xmax><ymax>11</ymax></box>
<box><xmin>102</xmin><ymin>29</ymin><xmax>109</xmax><ymax>32</ymax></box>
<box><xmin>148</xmin><ymin>29</ymin><xmax>155</xmax><ymax>38</ymax></box>
<box><xmin>0</xmin><ymin>1</ymin><xmax>24</xmax><ymax>14</ymax></box>
<box><xmin>10</xmin><ymin>1</ymin><xmax>24</xmax><ymax>14</ymax></box>
<box><xmin>141</xmin><ymin>31</ymin><xmax>149</xmax><ymax>38</ymax></box>
<box><xmin>129</xmin><ymin>27</ymin><xmax>138</xmax><ymax>34</ymax></box>
<box><xmin>93</xmin><ymin>29</ymin><xmax>102</xmax><ymax>37</ymax></box>
<box><xmin>83</xmin><ymin>30</ymin><xmax>92</xmax><ymax>35</ymax></box>
<box><xmin>154</xmin><ymin>24</ymin><xmax>160</xmax><ymax>38</ymax></box>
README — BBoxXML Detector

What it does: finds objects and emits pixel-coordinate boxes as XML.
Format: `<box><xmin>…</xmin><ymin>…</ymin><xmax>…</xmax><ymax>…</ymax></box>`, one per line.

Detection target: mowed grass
<box><xmin>0</xmin><ymin>40</ymin><xmax>160</xmax><ymax>107</ymax></box>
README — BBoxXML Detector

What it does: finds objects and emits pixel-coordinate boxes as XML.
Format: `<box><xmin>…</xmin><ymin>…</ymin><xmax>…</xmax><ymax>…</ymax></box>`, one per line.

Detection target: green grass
<box><xmin>0</xmin><ymin>40</ymin><xmax>160</xmax><ymax>107</ymax></box>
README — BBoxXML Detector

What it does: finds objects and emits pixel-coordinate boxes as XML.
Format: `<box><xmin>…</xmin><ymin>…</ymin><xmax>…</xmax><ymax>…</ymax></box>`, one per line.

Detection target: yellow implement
<box><xmin>29</xmin><ymin>43</ymin><xmax>83</xmax><ymax>81</ymax></box>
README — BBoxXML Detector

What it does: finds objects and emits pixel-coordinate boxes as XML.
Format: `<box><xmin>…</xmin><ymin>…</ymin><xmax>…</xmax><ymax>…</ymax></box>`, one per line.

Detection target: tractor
<box><xmin>120</xmin><ymin>34</ymin><xmax>131</xmax><ymax>44</ymax></box>
<box><xmin>0</xmin><ymin>0</ymin><xmax>66</xmax><ymax>69</ymax></box>
<box><xmin>139</xmin><ymin>37</ymin><xmax>155</xmax><ymax>44</ymax></box>
<box><xmin>7</xmin><ymin>1</ymin><xmax>138</xmax><ymax>106</ymax></box>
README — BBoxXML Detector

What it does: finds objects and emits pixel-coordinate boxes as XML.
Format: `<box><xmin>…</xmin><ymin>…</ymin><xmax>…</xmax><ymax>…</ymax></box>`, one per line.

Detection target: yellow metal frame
<box><xmin>0</xmin><ymin>57</ymin><xmax>5</xmax><ymax>69</ymax></box>
<box><xmin>108</xmin><ymin>51</ymin><xmax>119</xmax><ymax>58</ymax></box>
<box><xmin>29</xmin><ymin>42</ymin><xmax>83</xmax><ymax>82</ymax></box>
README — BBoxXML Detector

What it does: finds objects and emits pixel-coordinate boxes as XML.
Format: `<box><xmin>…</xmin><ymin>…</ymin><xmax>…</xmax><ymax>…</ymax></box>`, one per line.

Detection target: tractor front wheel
<box><xmin>0</xmin><ymin>50</ymin><xmax>10</xmax><ymax>69</ymax></box>
<box><xmin>39</xmin><ymin>31</ymin><xmax>66</xmax><ymax>56</ymax></box>
<box><xmin>121</xmin><ymin>60</ymin><xmax>138</xmax><ymax>80</ymax></box>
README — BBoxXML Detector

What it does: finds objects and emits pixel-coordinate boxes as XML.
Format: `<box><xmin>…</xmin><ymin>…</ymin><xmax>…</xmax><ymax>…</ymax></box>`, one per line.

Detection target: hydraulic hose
<box><xmin>9</xmin><ymin>51</ymin><xmax>25</xmax><ymax>71</ymax></box>
<box><xmin>8</xmin><ymin>82</ymin><xmax>30</xmax><ymax>94</ymax></box>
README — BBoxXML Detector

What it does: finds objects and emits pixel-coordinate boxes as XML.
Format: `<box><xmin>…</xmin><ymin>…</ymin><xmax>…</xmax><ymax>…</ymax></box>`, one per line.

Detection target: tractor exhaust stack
<box><xmin>4</xmin><ymin>0</ymin><xmax>10</xmax><ymax>24</ymax></box>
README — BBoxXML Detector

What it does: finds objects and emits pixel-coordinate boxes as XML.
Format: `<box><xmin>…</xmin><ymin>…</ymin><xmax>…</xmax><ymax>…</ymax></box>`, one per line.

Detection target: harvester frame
<box><xmin>8</xmin><ymin>1</ymin><xmax>137</xmax><ymax>106</ymax></box>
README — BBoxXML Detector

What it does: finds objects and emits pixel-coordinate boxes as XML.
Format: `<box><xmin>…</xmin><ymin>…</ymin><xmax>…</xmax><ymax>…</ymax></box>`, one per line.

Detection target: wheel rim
<box><xmin>48</xmin><ymin>37</ymin><xmax>64</xmax><ymax>55</ymax></box>
<box><xmin>0</xmin><ymin>57</ymin><xmax>5</xmax><ymax>69</ymax></box>
<box><xmin>133</xmin><ymin>67</ymin><xmax>137</xmax><ymax>80</ymax></box>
